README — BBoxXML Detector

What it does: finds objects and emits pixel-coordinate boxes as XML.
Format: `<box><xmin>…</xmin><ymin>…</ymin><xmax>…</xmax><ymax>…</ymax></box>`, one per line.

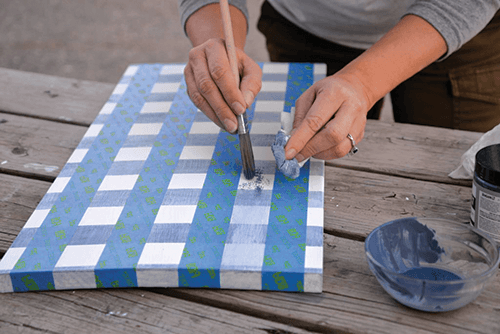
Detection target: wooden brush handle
<box><xmin>219</xmin><ymin>0</ymin><xmax>240</xmax><ymax>87</ymax></box>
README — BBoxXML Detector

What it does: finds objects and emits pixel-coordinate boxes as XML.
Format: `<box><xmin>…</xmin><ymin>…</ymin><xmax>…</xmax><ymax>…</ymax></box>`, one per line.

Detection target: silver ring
<box><xmin>347</xmin><ymin>133</ymin><xmax>358</xmax><ymax>156</ymax></box>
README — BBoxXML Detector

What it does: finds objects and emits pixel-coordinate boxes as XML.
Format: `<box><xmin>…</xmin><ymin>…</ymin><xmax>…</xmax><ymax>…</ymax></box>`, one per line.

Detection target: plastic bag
<box><xmin>449</xmin><ymin>123</ymin><xmax>500</xmax><ymax>180</ymax></box>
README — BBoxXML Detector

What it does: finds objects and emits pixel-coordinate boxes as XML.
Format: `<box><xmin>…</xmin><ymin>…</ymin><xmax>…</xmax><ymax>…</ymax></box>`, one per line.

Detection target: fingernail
<box><xmin>243</xmin><ymin>91</ymin><xmax>254</xmax><ymax>108</ymax></box>
<box><xmin>295</xmin><ymin>153</ymin><xmax>305</xmax><ymax>162</ymax></box>
<box><xmin>224</xmin><ymin>119</ymin><xmax>237</xmax><ymax>133</ymax></box>
<box><xmin>285</xmin><ymin>148</ymin><xmax>296</xmax><ymax>160</ymax></box>
<box><xmin>232</xmin><ymin>102</ymin><xmax>245</xmax><ymax>114</ymax></box>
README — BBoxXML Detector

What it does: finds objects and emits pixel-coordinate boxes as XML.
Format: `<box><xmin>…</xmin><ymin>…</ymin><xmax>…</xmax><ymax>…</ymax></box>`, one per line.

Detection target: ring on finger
<box><xmin>346</xmin><ymin>133</ymin><xmax>359</xmax><ymax>156</ymax></box>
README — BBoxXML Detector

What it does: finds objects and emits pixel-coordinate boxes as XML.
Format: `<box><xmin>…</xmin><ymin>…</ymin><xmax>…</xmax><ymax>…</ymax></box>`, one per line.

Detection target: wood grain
<box><xmin>157</xmin><ymin>235</ymin><xmax>500</xmax><ymax>334</ymax></box>
<box><xmin>0</xmin><ymin>289</ymin><xmax>311</xmax><ymax>334</ymax></box>
<box><xmin>328</xmin><ymin>120</ymin><xmax>482</xmax><ymax>187</ymax></box>
<box><xmin>1</xmin><ymin>68</ymin><xmax>496</xmax><ymax>334</ymax></box>
<box><xmin>0</xmin><ymin>174</ymin><xmax>50</xmax><ymax>254</ymax></box>
<box><xmin>324</xmin><ymin>166</ymin><xmax>472</xmax><ymax>240</ymax></box>
<box><xmin>0</xmin><ymin>164</ymin><xmax>473</xmax><ymax>253</ymax></box>
<box><xmin>0</xmin><ymin>67</ymin><xmax>483</xmax><ymax>187</ymax></box>
<box><xmin>0</xmin><ymin>67</ymin><xmax>113</xmax><ymax>126</ymax></box>
<box><xmin>0</xmin><ymin>112</ymin><xmax>86</xmax><ymax>181</ymax></box>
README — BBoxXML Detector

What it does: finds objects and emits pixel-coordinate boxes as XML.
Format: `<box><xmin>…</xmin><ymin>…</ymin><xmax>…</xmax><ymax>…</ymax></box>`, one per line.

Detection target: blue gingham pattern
<box><xmin>0</xmin><ymin>62</ymin><xmax>326</xmax><ymax>293</ymax></box>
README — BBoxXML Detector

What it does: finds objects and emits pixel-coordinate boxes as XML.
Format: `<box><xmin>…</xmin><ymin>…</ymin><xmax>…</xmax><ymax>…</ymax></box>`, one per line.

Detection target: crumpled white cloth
<box><xmin>449</xmin><ymin>123</ymin><xmax>500</xmax><ymax>180</ymax></box>
<box><xmin>271</xmin><ymin>107</ymin><xmax>309</xmax><ymax>179</ymax></box>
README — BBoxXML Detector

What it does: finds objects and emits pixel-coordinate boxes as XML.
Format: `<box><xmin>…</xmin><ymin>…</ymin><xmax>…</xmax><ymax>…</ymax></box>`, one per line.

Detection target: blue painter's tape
<box><xmin>177</xmin><ymin>63</ymin><xmax>263</xmax><ymax>288</ymax></box>
<box><xmin>283</xmin><ymin>63</ymin><xmax>313</xmax><ymax>113</ymax></box>
<box><xmin>10</xmin><ymin>64</ymin><xmax>162</xmax><ymax>292</ymax></box>
<box><xmin>95</xmin><ymin>74</ymin><xmax>198</xmax><ymax>289</ymax></box>
<box><xmin>261</xmin><ymin>63</ymin><xmax>313</xmax><ymax>291</ymax></box>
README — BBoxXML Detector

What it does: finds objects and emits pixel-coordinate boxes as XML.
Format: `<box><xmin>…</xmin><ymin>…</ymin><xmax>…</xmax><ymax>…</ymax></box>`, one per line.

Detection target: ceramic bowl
<box><xmin>365</xmin><ymin>217</ymin><xmax>500</xmax><ymax>312</ymax></box>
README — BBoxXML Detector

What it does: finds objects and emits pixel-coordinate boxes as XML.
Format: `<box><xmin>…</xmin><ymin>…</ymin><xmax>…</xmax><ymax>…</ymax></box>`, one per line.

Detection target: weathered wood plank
<box><xmin>0</xmin><ymin>289</ymin><xmax>311</xmax><ymax>334</ymax></box>
<box><xmin>0</xmin><ymin>68</ymin><xmax>483</xmax><ymax>187</ymax></box>
<box><xmin>159</xmin><ymin>236</ymin><xmax>500</xmax><ymax>334</ymax></box>
<box><xmin>0</xmin><ymin>112</ymin><xmax>86</xmax><ymax>180</ymax></box>
<box><xmin>324</xmin><ymin>166</ymin><xmax>473</xmax><ymax>240</ymax></box>
<box><xmin>0</xmin><ymin>162</ymin><xmax>474</xmax><ymax>253</ymax></box>
<box><xmin>0</xmin><ymin>67</ymin><xmax>113</xmax><ymax>125</ymax></box>
<box><xmin>0</xmin><ymin>174</ymin><xmax>49</xmax><ymax>253</ymax></box>
<box><xmin>328</xmin><ymin>120</ymin><xmax>482</xmax><ymax>187</ymax></box>
<box><xmin>1</xmin><ymin>173</ymin><xmax>498</xmax><ymax>333</ymax></box>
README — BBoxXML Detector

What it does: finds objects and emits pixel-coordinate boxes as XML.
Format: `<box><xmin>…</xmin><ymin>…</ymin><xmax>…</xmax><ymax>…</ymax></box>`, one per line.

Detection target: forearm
<box><xmin>185</xmin><ymin>3</ymin><xmax>247</xmax><ymax>49</ymax></box>
<box><xmin>339</xmin><ymin>14</ymin><xmax>447</xmax><ymax>108</ymax></box>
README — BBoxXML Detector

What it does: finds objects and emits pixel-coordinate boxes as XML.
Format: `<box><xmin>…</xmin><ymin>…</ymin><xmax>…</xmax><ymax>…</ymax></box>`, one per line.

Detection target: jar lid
<box><xmin>475</xmin><ymin>144</ymin><xmax>500</xmax><ymax>185</ymax></box>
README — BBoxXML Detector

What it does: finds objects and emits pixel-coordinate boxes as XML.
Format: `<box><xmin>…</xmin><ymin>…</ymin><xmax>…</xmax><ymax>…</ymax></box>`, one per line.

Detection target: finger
<box><xmin>296</xmin><ymin>103</ymin><xmax>365</xmax><ymax>161</ymax></box>
<box><xmin>292</xmin><ymin>85</ymin><xmax>317</xmax><ymax>130</ymax></box>
<box><xmin>188</xmin><ymin>44</ymin><xmax>238</xmax><ymax>133</ymax></box>
<box><xmin>205</xmin><ymin>41</ymin><xmax>248</xmax><ymax>115</ymax></box>
<box><xmin>184</xmin><ymin>63</ymin><xmax>226</xmax><ymax>131</ymax></box>
<box><xmin>309</xmin><ymin>138</ymin><xmax>353</xmax><ymax>160</ymax></box>
<box><xmin>285</xmin><ymin>89</ymin><xmax>343</xmax><ymax>159</ymax></box>
<box><xmin>238</xmin><ymin>51</ymin><xmax>262</xmax><ymax>108</ymax></box>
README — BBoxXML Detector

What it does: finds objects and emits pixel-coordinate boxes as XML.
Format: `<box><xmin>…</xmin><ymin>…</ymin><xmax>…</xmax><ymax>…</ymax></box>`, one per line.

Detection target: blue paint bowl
<box><xmin>365</xmin><ymin>217</ymin><xmax>500</xmax><ymax>312</ymax></box>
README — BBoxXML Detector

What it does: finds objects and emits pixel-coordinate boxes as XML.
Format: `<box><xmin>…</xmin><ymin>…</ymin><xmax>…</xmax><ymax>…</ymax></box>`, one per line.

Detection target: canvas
<box><xmin>0</xmin><ymin>62</ymin><xmax>326</xmax><ymax>293</ymax></box>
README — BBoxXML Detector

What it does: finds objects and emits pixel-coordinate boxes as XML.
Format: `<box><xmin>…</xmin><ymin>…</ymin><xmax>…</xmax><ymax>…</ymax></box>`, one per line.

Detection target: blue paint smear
<box><xmin>367</xmin><ymin>217</ymin><xmax>445</xmax><ymax>273</ymax></box>
<box><xmin>271</xmin><ymin>130</ymin><xmax>301</xmax><ymax>180</ymax></box>
<box><xmin>366</xmin><ymin>217</ymin><xmax>466</xmax><ymax>311</ymax></box>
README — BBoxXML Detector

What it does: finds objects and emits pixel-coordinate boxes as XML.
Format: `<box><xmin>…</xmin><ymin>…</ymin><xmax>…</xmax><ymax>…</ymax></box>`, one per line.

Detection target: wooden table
<box><xmin>1</xmin><ymin>67</ymin><xmax>499</xmax><ymax>334</ymax></box>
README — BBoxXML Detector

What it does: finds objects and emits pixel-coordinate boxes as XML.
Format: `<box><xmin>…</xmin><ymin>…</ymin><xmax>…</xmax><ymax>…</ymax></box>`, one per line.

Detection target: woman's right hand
<box><xmin>184</xmin><ymin>38</ymin><xmax>262</xmax><ymax>133</ymax></box>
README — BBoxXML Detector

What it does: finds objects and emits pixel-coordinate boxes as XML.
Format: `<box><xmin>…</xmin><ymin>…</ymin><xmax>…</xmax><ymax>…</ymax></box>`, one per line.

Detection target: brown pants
<box><xmin>257</xmin><ymin>1</ymin><xmax>500</xmax><ymax>132</ymax></box>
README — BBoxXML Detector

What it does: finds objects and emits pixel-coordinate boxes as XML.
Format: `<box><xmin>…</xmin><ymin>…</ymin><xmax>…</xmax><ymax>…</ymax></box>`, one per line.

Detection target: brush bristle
<box><xmin>239</xmin><ymin>133</ymin><xmax>255</xmax><ymax>180</ymax></box>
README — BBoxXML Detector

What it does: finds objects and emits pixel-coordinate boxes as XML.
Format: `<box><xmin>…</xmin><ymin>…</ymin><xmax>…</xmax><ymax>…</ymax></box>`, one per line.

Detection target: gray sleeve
<box><xmin>406</xmin><ymin>0</ymin><xmax>500</xmax><ymax>59</ymax></box>
<box><xmin>177</xmin><ymin>0</ymin><xmax>249</xmax><ymax>35</ymax></box>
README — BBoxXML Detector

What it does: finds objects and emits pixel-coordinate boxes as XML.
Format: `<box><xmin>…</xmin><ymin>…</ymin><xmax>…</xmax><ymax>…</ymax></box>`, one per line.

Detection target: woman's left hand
<box><xmin>284</xmin><ymin>72</ymin><xmax>372</xmax><ymax>161</ymax></box>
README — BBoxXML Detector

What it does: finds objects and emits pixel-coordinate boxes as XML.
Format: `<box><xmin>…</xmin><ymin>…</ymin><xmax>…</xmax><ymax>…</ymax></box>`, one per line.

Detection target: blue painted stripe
<box><xmin>147</xmin><ymin>93</ymin><xmax>177</xmax><ymax>102</ymax></box>
<box><xmin>261</xmin><ymin>73</ymin><xmax>288</xmax><ymax>81</ymax></box>
<box><xmin>177</xmin><ymin>63</ymin><xmax>262</xmax><ymax>288</ymax></box>
<box><xmin>256</xmin><ymin>91</ymin><xmax>286</xmax><ymax>101</ymax></box>
<box><xmin>283</xmin><ymin>63</ymin><xmax>313</xmax><ymax>113</ymax></box>
<box><xmin>262</xmin><ymin>63</ymin><xmax>313</xmax><ymax>292</ymax></box>
<box><xmin>94</xmin><ymin>75</ymin><xmax>198</xmax><ymax>289</ymax></box>
<box><xmin>161</xmin><ymin>189</ymin><xmax>202</xmax><ymax>206</ymax></box>
<box><xmin>252</xmin><ymin>111</ymin><xmax>281</xmax><ymax>123</ymax></box>
<box><xmin>157</xmin><ymin>74</ymin><xmax>183</xmax><ymax>83</ymax></box>
<box><xmin>9</xmin><ymin>64</ymin><xmax>161</xmax><ymax>292</ymax></box>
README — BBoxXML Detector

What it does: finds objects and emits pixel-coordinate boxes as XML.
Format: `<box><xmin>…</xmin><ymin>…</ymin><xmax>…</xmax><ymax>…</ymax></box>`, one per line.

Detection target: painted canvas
<box><xmin>0</xmin><ymin>62</ymin><xmax>326</xmax><ymax>293</ymax></box>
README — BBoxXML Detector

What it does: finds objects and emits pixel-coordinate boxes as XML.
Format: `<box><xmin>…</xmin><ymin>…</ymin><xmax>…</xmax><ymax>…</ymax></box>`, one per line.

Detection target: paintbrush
<box><xmin>219</xmin><ymin>0</ymin><xmax>256</xmax><ymax>180</ymax></box>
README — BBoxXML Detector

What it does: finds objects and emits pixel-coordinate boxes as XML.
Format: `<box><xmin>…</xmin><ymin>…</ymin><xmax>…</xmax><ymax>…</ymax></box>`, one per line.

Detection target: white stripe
<box><xmin>262</xmin><ymin>63</ymin><xmax>289</xmax><ymax>74</ymax></box>
<box><xmin>140</xmin><ymin>101</ymin><xmax>172</xmax><ymax>114</ymax></box>
<box><xmin>179</xmin><ymin>146</ymin><xmax>215</xmax><ymax>160</ymax></box>
<box><xmin>151</xmin><ymin>82</ymin><xmax>181</xmax><ymax>93</ymax></box>
<box><xmin>168</xmin><ymin>173</ymin><xmax>206</xmax><ymax>189</ymax></box>
<box><xmin>47</xmin><ymin>177</ymin><xmax>71</xmax><ymax>193</ymax></box>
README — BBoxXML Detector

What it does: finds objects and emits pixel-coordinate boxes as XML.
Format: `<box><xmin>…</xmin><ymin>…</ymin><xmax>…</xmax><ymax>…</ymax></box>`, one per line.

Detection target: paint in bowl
<box><xmin>365</xmin><ymin>217</ymin><xmax>500</xmax><ymax>312</ymax></box>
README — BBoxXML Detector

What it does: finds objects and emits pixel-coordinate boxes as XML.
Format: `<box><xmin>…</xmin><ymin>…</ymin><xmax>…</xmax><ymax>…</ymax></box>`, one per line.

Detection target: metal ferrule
<box><xmin>237</xmin><ymin>113</ymin><xmax>248</xmax><ymax>135</ymax></box>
